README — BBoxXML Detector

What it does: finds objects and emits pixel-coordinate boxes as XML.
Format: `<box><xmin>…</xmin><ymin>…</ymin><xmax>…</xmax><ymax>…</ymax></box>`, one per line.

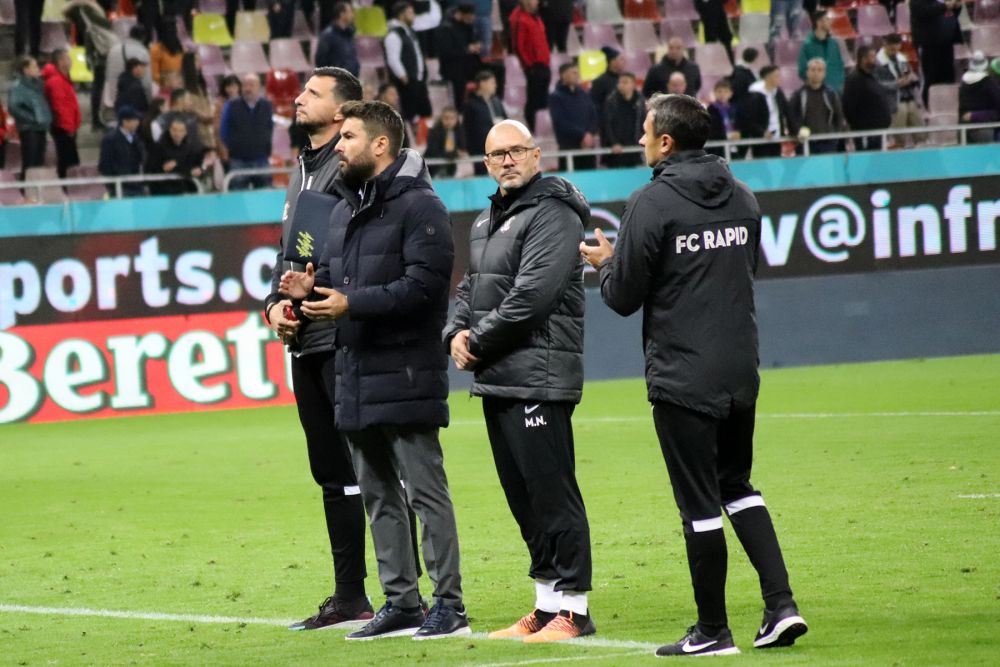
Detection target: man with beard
<box><xmin>444</xmin><ymin>119</ymin><xmax>595</xmax><ymax>643</ymax></box>
<box><xmin>580</xmin><ymin>94</ymin><xmax>807</xmax><ymax>656</ymax></box>
<box><xmin>262</xmin><ymin>66</ymin><xmax>376</xmax><ymax>632</ymax></box>
<box><xmin>280</xmin><ymin>100</ymin><xmax>468</xmax><ymax>641</ymax></box>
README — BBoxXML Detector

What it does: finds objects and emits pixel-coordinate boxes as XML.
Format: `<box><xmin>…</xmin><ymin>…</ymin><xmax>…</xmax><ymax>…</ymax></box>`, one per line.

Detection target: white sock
<box><xmin>561</xmin><ymin>591</ymin><xmax>588</xmax><ymax>615</ymax></box>
<box><xmin>534</xmin><ymin>579</ymin><xmax>562</xmax><ymax>614</ymax></box>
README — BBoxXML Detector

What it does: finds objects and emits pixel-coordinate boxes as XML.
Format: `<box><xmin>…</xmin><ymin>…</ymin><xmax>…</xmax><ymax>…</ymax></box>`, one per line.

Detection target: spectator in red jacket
<box><xmin>42</xmin><ymin>49</ymin><xmax>82</xmax><ymax>178</ymax></box>
<box><xmin>0</xmin><ymin>101</ymin><xmax>7</xmax><ymax>169</ymax></box>
<box><xmin>510</xmin><ymin>0</ymin><xmax>550</xmax><ymax>132</ymax></box>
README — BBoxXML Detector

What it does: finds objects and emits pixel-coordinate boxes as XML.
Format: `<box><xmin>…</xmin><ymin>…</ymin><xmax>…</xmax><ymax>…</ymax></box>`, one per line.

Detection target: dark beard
<box><xmin>341</xmin><ymin>155</ymin><xmax>376</xmax><ymax>190</ymax></box>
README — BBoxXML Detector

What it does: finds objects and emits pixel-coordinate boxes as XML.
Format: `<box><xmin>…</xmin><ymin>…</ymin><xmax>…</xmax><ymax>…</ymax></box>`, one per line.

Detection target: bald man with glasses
<box><xmin>443</xmin><ymin>120</ymin><xmax>596</xmax><ymax>643</ymax></box>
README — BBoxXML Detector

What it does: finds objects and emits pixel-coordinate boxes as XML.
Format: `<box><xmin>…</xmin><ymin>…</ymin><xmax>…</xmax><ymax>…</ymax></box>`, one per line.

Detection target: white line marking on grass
<box><xmin>472</xmin><ymin>633</ymin><xmax>658</xmax><ymax>651</ymax></box>
<box><xmin>467</xmin><ymin>650</ymin><xmax>650</xmax><ymax>667</ymax></box>
<box><xmin>0</xmin><ymin>604</ymin><xmax>295</xmax><ymax>627</ymax></box>
<box><xmin>450</xmin><ymin>410</ymin><xmax>1000</xmax><ymax>426</ymax></box>
<box><xmin>957</xmin><ymin>494</ymin><xmax>1000</xmax><ymax>499</ymax></box>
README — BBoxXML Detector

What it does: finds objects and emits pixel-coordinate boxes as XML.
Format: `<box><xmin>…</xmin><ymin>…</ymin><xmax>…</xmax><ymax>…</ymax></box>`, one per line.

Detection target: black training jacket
<box><xmin>443</xmin><ymin>175</ymin><xmax>588</xmax><ymax>403</ymax></box>
<box><xmin>313</xmin><ymin>149</ymin><xmax>454</xmax><ymax>432</ymax></box>
<box><xmin>265</xmin><ymin>137</ymin><xmax>342</xmax><ymax>356</ymax></box>
<box><xmin>598</xmin><ymin>150</ymin><xmax>761</xmax><ymax>418</ymax></box>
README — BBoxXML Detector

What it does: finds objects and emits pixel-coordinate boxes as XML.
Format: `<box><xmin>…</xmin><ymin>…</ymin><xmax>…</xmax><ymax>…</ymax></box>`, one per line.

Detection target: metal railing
<box><xmin>0</xmin><ymin>173</ymin><xmax>204</xmax><ymax>203</ymax></box>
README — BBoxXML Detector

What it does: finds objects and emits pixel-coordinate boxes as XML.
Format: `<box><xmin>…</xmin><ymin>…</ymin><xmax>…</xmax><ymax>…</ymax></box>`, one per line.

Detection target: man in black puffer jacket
<box><xmin>581</xmin><ymin>94</ymin><xmax>807</xmax><ymax>658</ymax></box>
<box><xmin>281</xmin><ymin>100</ymin><xmax>468</xmax><ymax>642</ymax></box>
<box><xmin>443</xmin><ymin>119</ymin><xmax>595</xmax><ymax>643</ymax></box>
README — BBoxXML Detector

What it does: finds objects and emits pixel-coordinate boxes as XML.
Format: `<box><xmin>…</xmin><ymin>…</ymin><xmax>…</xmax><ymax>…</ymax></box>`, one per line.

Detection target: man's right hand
<box><xmin>450</xmin><ymin>330</ymin><xmax>480</xmax><ymax>370</ymax></box>
<box><xmin>280</xmin><ymin>262</ymin><xmax>316</xmax><ymax>299</ymax></box>
<box><xmin>269</xmin><ymin>299</ymin><xmax>301</xmax><ymax>344</ymax></box>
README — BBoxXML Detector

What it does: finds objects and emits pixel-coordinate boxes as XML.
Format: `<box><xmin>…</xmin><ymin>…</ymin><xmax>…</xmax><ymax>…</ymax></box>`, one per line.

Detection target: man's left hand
<box><xmin>300</xmin><ymin>286</ymin><xmax>349</xmax><ymax>320</ymax></box>
<box><xmin>580</xmin><ymin>228</ymin><xmax>614</xmax><ymax>268</ymax></box>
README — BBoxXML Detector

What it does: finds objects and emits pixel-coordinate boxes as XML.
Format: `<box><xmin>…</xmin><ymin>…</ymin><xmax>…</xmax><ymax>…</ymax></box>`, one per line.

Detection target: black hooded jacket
<box><xmin>597</xmin><ymin>151</ymin><xmax>761</xmax><ymax>418</ymax></box>
<box><xmin>443</xmin><ymin>175</ymin><xmax>588</xmax><ymax>403</ymax></box>
<box><xmin>313</xmin><ymin>149</ymin><xmax>454</xmax><ymax>431</ymax></box>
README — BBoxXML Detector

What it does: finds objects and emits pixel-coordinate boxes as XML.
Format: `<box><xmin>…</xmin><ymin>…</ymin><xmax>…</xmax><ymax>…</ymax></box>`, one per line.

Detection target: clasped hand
<box><xmin>279</xmin><ymin>262</ymin><xmax>350</xmax><ymax>321</ymax></box>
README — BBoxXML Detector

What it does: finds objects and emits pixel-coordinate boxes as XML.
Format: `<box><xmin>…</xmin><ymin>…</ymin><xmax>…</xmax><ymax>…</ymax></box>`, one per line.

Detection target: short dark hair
<box><xmin>169</xmin><ymin>87</ymin><xmax>188</xmax><ymax>104</ymax></box>
<box><xmin>558</xmin><ymin>62</ymin><xmax>576</xmax><ymax>75</ymax></box>
<box><xmin>759</xmin><ymin>64</ymin><xmax>779</xmax><ymax>79</ymax></box>
<box><xmin>129</xmin><ymin>24</ymin><xmax>147</xmax><ymax>42</ymax></box>
<box><xmin>219</xmin><ymin>74</ymin><xmax>241</xmax><ymax>97</ymax></box>
<box><xmin>341</xmin><ymin>100</ymin><xmax>405</xmax><ymax>156</ymax></box>
<box><xmin>312</xmin><ymin>66</ymin><xmax>363</xmax><ymax>103</ymax></box>
<box><xmin>331</xmin><ymin>1</ymin><xmax>351</xmax><ymax>22</ymax></box>
<box><xmin>884</xmin><ymin>32</ymin><xmax>902</xmax><ymax>45</ymax></box>
<box><xmin>714</xmin><ymin>77</ymin><xmax>732</xmax><ymax>89</ymax></box>
<box><xmin>390</xmin><ymin>1</ymin><xmax>413</xmax><ymax>18</ymax></box>
<box><xmin>126</xmin><ymin>57</ymin><xmax>145</xmax><ymax>71</ymax></box>
<box><xmin>647</xmin><ymin>94</ymin><xmax>711</xmax><ymax>151</ymax></box>
<box><xmin>856</xmin><ymin>45</ymin><xmax>875</xmax><ymax>61</ymax></box>
<box><xmin>51</xmin><ymin>48</ymin><xmax>68</xmax><ymax>64</ymax></box>
<box><xmin>376</xmin><ymin>82</ymin><xmax>397</xmax><ymax>98</ymax></box>
<box><xmin>741</xmin><ymin>46</ymin><xmax>759</xmax><ymax>63</ymax></box>
<box><xmin>619</xmin><ymin>71</ymin><xmax>637</xmax><ymax>81</ymax></box>
<box><xmin>474</xmin><ymin>69</ymin><xmax>496</xmax><ymax>83</ymax></box>
<box><xmin>812</xmin><ymin>9</ymin><xmax>828</xmax><ymax>26</ymax></box>
<box><xmin>16</xmin><ymin>55</ymin><xmax>35</xmax><ymax>74</ymax></box>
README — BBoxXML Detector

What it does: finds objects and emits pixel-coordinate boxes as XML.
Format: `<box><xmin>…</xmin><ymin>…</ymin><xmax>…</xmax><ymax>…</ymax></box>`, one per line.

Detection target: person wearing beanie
<box><xmin>958</xmin><ymin>51</ymin><xmax>1000</xmax><ymax>143</ymax></box>
<box><xmin>590</xmin><ymin>46</ymin><xmax>625</xmax><ymax>127</ymax></box>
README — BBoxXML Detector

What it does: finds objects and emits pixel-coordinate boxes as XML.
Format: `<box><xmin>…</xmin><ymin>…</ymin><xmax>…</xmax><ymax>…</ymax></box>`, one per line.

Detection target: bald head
<box><xmin>667</xmin><ymin>71</ymin><xmax>687</xmax><ymax>94</ymax></box>
<box><xmin>241</xmin><ymin>73</ymin><xmax>261</xmax><ymax>102</ymax></box>
<box><xmin>484</xmin><ymin>120</ymin><xmax>541</xmax><ymax>195</ymax></box>
<box><xmin>667</xmin><ymin>37</ymin><xmax>686</xmax><ymax>63</ymax></box>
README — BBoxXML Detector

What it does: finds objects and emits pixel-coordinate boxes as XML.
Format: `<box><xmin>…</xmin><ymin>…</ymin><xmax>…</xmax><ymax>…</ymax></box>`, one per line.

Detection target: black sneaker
<box><xmin>655</xmin><ymin>626</ymin><xmax>740</xmax><ymax>657</ymax></box>
<box><xmin>345</xmin><ymin>601</ymin><xmax>425</xmax><ymax>640</ymax></box>
<box><xmin>287</xmin><ymin>595</ymin><xmax>374</xmax><ymax>631</ymax></box>
<box><xmin>753</xmin><ymin>604</ymin><xmax>808</xmax><ymax>648</ymax></box>
<box><xmin>412</xmin><ymin>602</ymin><xmax>472</xmax><ymax>640</ymax></box>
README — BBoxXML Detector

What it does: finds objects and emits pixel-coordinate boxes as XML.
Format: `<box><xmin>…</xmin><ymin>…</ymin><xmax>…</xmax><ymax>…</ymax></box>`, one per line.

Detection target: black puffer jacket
<box><xmin>314</xmin><ymin>149</ymin><xmax>454</xmax><ymax>431</ymax></box>
<box><xmin>265</xmin><ymin>138</ymin><xmax>342</xmax><ymax>356</ymax></box>
<box><xmin>597</xmin><ymin>151</ymin><xmax>761</xmax><ymax>418</ymax></box>
<box><xmin>443</xmin><ymin>175</ymin><xmax>587</xmax><ymax>403</ymax></box>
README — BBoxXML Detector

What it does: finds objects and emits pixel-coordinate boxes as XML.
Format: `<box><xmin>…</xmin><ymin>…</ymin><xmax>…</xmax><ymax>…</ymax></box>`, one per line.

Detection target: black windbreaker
<box><xmin>598</xmin><ymin>150</ymin><xmax>761</xmax><ymax>418</ymax></box>
<box><xmin>444</xmin><ymin>175</ymin><xmax>588</xmax><ymax>403</ymax></box>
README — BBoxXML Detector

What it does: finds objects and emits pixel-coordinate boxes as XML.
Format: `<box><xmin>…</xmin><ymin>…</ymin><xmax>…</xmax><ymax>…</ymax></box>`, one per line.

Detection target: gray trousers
<box><xmin>346</xmin><ymin>425</ymin><xmax>463</xmax><ymax>609</ymax></box>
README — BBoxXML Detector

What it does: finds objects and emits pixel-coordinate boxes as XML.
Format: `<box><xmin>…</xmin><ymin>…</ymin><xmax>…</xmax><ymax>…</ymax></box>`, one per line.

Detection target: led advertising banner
<box><xmin>2</xmin><ymin>175</ymin><xmax>998</xmax><ymax>423</ymax></box>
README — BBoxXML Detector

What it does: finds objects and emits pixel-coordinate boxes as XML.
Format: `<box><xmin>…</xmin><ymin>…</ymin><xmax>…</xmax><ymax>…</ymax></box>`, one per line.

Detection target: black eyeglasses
<box><xmin>484</xmin><ymin>146</ymin><xmax>537</xmax><ymax>165</ymax></box>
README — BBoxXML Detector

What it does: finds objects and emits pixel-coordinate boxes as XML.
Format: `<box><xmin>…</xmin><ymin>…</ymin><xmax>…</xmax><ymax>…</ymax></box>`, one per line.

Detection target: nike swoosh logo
<box><xmin>682</xmin><ymin>640</ymin><xmax>717</xmax><ymax>653</ymax></box>
<box><xmin>524</xmin><ymin>404</ymin><xmax>541</xmax><ymax>414</ymax></box>
<box><xmin>759</xmin><ymin>624</ymin><xmax>769</xmax><ymax>635</ymax></box>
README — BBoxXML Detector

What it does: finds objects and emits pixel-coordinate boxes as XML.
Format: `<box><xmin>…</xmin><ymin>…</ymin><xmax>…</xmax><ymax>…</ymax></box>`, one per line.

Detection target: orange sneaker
<box><xmin>487</xmin><ymin>609</ymin><xmax>556</xmax><ymax>639</ymax></box>
<box><xmin>522</xmin><ymin>610</ymin><xmax>596</xmax><ymax>643</ymax></box>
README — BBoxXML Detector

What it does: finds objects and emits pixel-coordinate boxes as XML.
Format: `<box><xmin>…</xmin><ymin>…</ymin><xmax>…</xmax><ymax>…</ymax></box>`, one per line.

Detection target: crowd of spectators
<box><xmin>4</xmin><ymin>0</ymin><xmax>1000</xmax><ymax>200</ymax></box>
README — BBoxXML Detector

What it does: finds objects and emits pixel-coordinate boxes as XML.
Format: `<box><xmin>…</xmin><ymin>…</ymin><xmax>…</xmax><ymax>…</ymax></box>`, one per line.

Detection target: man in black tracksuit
<box><xmin>443</xmin><ymin>119</ymin><xmax>595</xmax><ymax>643</ymax></box>
<box><xmin>581</xmin><ymin>94</ymin><xmax>807</xmax><ymax>657</ymax></box>
<box><xmin>262</xmin><ymin>67</ymin><xmax>375</xmax><ymax>630</ymax></box>
<box><xmin>281</xmin><ymin>101</ymin><xmax>468</xmax><ymax>641</ymax></box>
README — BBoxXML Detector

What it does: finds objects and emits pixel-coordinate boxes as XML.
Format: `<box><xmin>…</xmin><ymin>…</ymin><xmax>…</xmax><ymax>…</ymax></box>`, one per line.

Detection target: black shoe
<box><xmin>287</xmin><ymin>595</ymin><xmax>374</xmax><ymax>631</ymax></box>
<box><xmin>345</xmin><ymin>601</ymin><xmax>425</xmax><ymax>640</ymax></box>
<box><xmin>655</xmin><ymin>626</ymin><xmax>740</xmax><ymax>657</ymax></box>
<box><xmin>753</xmin><ymin>604</ymin><xmax>808</xmax><ymax>648</ymax></box>
<box><xmin>412</xmin><ymin>602</ymin><xmax>472</xmax><ymax>640</ymax></box>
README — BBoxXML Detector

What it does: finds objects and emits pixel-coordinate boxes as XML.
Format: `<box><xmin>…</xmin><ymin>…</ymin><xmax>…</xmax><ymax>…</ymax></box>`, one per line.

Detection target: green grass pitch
<box><xmin>2</xmin><ymin>355</ymin><xmax>998</xmax><ymax>666</ymax></box>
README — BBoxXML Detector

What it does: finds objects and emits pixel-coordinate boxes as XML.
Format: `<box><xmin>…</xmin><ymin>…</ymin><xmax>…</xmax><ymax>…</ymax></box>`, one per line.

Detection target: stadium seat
<box><xmin>738</xmin><ymin>13</ymin><xmax>771</xmax><ymax>44</ymax></box>
<box><xmin>272</xmin><ymin>122</ymin><xmax>292</xmax><ymax>161</ymax></box>
<box><xmin>778</xmin><ymin>66</ymin><xmax>802</xmax><ymax>97</ymax></box>
<box><xmin>773</xmin><ymin>38</ymin><xmax>803</xmax><ymax>67</ymax></box>
<box><xmin>664</xmin><ymin>0</ymin><xmax>700</xmax><ymax>22</ymax></box>
<box><xmin>660</xmin><ymin>18</ymin><xmax>699</xmax><ymax>49</ymax></box>
<box><xmin>857</xmin><ymin>4</ymin><xmax>894</xmax><ymax>36</ymax></box>
<box><xmin>233</xmin><ymin>10</ymin><xmax>270</xmax><ymax>42</ymax></box>
<box><xmin>926</xmin><ymin>112</ymin><xmax>958</xmax><ymax>145</ymax></box>
<box><xmin>971</xmin><ymin>25</ymin><xmax>1000</xmax><ymax>56</ymax></box>
<box><xmin>894</xmin><ymin>1</ymin><xmax>911</xmax><ymax>33</ymax></box>
<box><xmin>695</xmin><ymin>43</ymin><xmax>732</xmax><ymax>77</ymax></box>
<box><xmin>565</xmin><ymin>24</ymin><xmax>584</xmax><ymax>56</ymax></box>
<box><xmin>355</xmin><ymin>5</ymin><xmax>388</xmax><ymax>36</ymax></box>
<box><xmin>270</xmin><ymin>38</ymin><xmax>311</xmax><ymax>72</ymax></box>
<box><xmin>0</xmin><ymin>170</ymin><xmax>22</xmax><ymax>205</ymax></box>
<box><xmin>550</xmin><ymin>51</ymin><xmax>574</xmax><ymax>82</ymax></box>
<box><xmin>586</xmin><ymin>0</ymin><xmax>624</xmax><ymax>23</ymax></box>
<box><xmin>583</xmin><ymin>23</ymin><xmax>622</xmax><ymax>51</ymax></box>
<box><xmin>200</xmin><ymin>0</ymin><xmax>225</xmax><ymax>13</ymax></box>
<box><xmin>623</xmin><ymin>51</ymin><xmax>652</xmax><ymax>81</ymax></box>
<box><xmin>230</xmin><ymin>41</ymin><xmax>270</xmax><ymax>74</ymax></box>
<box><xmin>118</xmin><ymin>0</ymin><xmax>136</xmax><ymax>15</ymax></box>
<box><xmin>504</xmin><ymin>55</ymin><xmax>527</xmax><ymax>87</ymax></box>
<box><xmin>291</xmin><ymin>9</ymin><xmax>314</xmax><ymax>39</ymax></box>
<box><xmin>725</xmin><ymin>0</ymin><xmax>741</xmax><ymax>18</ymax></box>
<box><xmin>504</xmin><ymin>82</ymin><xmax>527</xmax><ymax>110</ymax></box>
<box><xmin>828</xmin><ymin>9</ymin><xmax>858</xmax><ymax>39</ymax></box>
<box><xmin>112</xmin><ymin>16</ymin><xmax>137</xmax><ymax>40</ymax></box>
<box><xmin>197</xmin><ymin>43</ymin><xmax>228</xmax><ymax>77</ymax></box>
<box><xmin>838</xmin><ymin>37</ymin><xmax>856</xmax><ymax>68</ymax></box>
<box><xmin>67</xmin><ymin>46</ymin><xmax>94</xmax><ymax>83</ymax></box>
<box><xmin>927</xmin><ymin>83</ymin><xmax>959</xmax><ymax>115</ymax></box>
<box><xmin>699</xmin><ymin>73</ymin><xmax>723</xmax><ymax>100</ymax></box>
<box><xmin>533</xmin><ymin>108</ymin><xmax>555</xmax><ymax>140</ymax></box>
<box><xmin>623</xmin><ymin>21</ymin><xmax>659</xmax><ymax>53</ymax></box>
<box><xmin>24</xmin><ymin>167</ymin><xmax>66</xmax><ymax>204</ymax></box>
<box><xmin>429</xmin><ymin>82</ymin><xmax>452</xmax><ymax>116</ymax></box>
<box><xmin>973</xmin><ymin>0</ymin><xmax>1000</xmax><ymax>23</ymax></box>
<box><xmin>266</xmin><ymin>68</ymin><xmax>301</xmax><ymax>116</ymax></box>
<box><xmin>65</xmin><ymin>165</ymin><xmax>107</xmax><ymax>201</ymax></box>
<box><xmin>426</xmin><ymin>57</ymin><xmax>441</xmax><ymax>83</ymax></box>
<box><xmin>736</xmin><ymin>41</ymin><xmax>767</xmax><ymax>63</ymax></box>
<box><xmin>40</xmin><ymin>22</ymin><xmax>69</xmax><ymax>53</ymax></box>
<box><xmin>0</xmin><ymin>0</ymin><xmax>14</xmax><ymax>25</ymax></box>
<box><xmin>42</xmin><ymin>0</ymin><xmax>67</xmax><ymax>22</ymax></box>
<box><xmin>193</xmin><ymin>13</ymin><xmax>233</xmax><ymax>47</ymax></box>
<box><xmin>355</xmin><ymin>35</ymin><xmax>386</xmax><ymax>66</ymax></box>
<box><xmin>624</xmin><ymin>0</ymin><xmax>661</xmax><ymax>20</ymax></box>
<box><xmin>578</xmin><ymin>49</ymin><xmax>608</xmax><ymax>82</ymax></box>
<box><xmin>795</xmin><ymin>11</ymin><xmax>813</xmax><ymax>38</ymax></box>
<box><xmin>744</xmin><ymin>0</ymin><xmax>771</xmax><ymax>13</ymax></box>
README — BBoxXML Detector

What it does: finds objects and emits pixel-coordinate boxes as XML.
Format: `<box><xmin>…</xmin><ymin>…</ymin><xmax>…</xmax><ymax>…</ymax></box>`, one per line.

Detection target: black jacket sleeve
<box><xmin>598</xmin><ymin>186</ymin><xmax>667</xmax><ymax>316</ymax></box>
<box><xmin>469</xmin><ymin>200</ymin><xmax>582</xmax><ymax>358</ymax></box>
<box><xmin>442</xmin><ymin>272</ymin><xmax>472</xmax><ymax>347</ymax></box>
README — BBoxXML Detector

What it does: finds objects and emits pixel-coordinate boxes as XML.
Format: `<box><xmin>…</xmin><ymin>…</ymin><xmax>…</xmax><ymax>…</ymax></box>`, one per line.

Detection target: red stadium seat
<box><xmin>828</xmin><ymin>9</ymin><xmax>858</xmax><ymax>39</ymax></box>
<box><xmin>725</xmin><ymin>0</ymin><xmax>742</xmax><ymax>18</ymax></box>
<box><xmin>266</xmin><ymin>68</ymin><xmax>301</xmax><ymax>117</ymax></box>
<box><xmin>624</xmin><ymin>0</ymin><xmax>661</xmax><ymax>20</ymax></box>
